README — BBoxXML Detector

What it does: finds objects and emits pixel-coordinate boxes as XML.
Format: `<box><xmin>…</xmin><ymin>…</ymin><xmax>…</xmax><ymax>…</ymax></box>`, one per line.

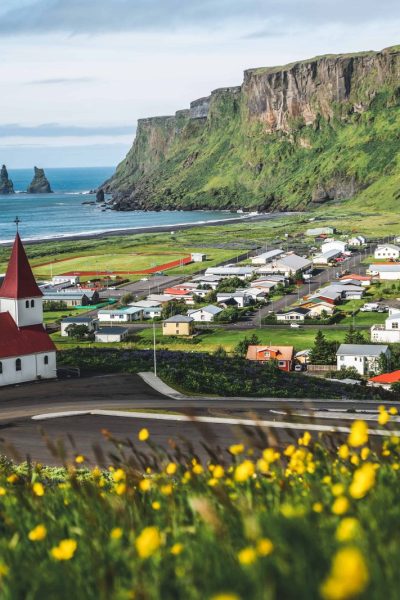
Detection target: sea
<box><xmin>0</xmin><ymin>167</ymin><xmax>242</xmax><ymax>244</ymax></box>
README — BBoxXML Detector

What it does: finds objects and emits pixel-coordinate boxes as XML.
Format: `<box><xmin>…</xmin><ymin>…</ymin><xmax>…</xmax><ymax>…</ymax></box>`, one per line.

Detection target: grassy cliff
<box><xmin>102</xmin><ymin>46</ymin><xmax>400</xmax><ymax>212</ymax></box>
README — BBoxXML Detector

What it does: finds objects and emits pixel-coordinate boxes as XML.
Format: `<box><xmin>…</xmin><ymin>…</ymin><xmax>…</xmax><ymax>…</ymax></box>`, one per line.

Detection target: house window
<box><xmin>0</xmin><ymin>362</ymin><xmax>2</xmax><ymax>374</ymax></box>
<box><xmin>31</xmin><ymin>300</ymin><xmax>35</xmax><ymax>308</ymax></box>
<box><xmin>278</xmin><ymin>361</ymin><xmax>286</xmax><ymax>367</ymax></box>
<box><xmin>44</xmin><ymin>355</ymin><xmax>49</xmax><ymax>365</ymax></box>
<box><xmin>25</xmin><ymin>300</ymin><xmax>29</xmax><ymax>308</ymax></box>
<box><xmin>392</xmin><ymin>322</ymin><xmax>399</xmax><ymax>329</ymax></box>
<box><xmin>16</xmin><ymin>358</ymin><xmax>22</xmax><ymax>371</ymax></box>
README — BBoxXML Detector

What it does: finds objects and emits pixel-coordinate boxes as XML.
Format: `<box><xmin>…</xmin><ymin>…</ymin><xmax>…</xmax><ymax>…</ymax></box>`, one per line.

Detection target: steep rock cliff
<box><xmin>101</xmin><ymin>45</ymin><xmax>400</xmax><ymax>211</ymax></box>
<box><xmin>0</xmin><ymin>165</ymin><xmax>14</xmax><ymax>195</ymax></box>
<box><xmin>27</xmin><ymin>167</ymin><xmax>52</xmax><ymax>194</ymax></box>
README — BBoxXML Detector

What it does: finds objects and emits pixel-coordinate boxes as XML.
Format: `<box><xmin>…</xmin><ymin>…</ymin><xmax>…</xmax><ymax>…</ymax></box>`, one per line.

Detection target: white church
<box><xmin>0</xmin><ymin>232</ymin><xmax>57</xmax><ymax>387</ymax></box>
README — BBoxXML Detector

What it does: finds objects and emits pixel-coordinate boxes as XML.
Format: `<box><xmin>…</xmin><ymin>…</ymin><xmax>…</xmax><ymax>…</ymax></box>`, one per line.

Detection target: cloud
<box><xmin>0</xmin><ymin>123</ymin><xmax>135</xmax><ymax>137</ymax></box>
<box><xmin>0</xmin><ymin>0</ymin><xmax>399</xmax><ymax>35</ymax></box>
<box><xmin>28</xmin><ymin>77</ymin><xmax>96</xmax><ymax>85</ymax></box>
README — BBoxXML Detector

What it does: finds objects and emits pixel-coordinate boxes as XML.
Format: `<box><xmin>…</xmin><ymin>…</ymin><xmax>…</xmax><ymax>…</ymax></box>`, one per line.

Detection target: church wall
<box><xmin>0</xmin><ymin>351</ymin><xmax>57</xmax><ymax>387</ymax></box>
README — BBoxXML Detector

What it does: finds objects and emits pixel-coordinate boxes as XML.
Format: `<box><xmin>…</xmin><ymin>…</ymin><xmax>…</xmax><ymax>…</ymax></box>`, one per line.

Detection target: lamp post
<box><xmin>153</xmin><ymin>319</ymin><xmax>157</xmax><ymax>377</ymax></box>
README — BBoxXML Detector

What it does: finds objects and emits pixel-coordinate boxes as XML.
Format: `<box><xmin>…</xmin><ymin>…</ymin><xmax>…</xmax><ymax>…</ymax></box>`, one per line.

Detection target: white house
<box><xmin>187</xmin><ymin>305</ymin><xmax>223</xmax><ymax>322</ymax></box>
<box><xmin>98</xmin><ymin>306</ymin><xmax>143</xmax><ymax>323</ymax></box>
<box><xmin>205</xmin><ymin>267</ymin><xmax>255</xmax><ymax>279</ymax></box>
<box><xmin>276</xmin><ymin>308</ymin><xmax>310</xmax><ymax>322</ymax></box>
<box><xmin>374</xmin><ymin>244</ymin><xmax>400</xmax><ymax>260</ymax></box>
<box><xmin>0</xmin><ymin>233</ymin><xmax>57</xmax><ymax>387</ymax></box>
<box><xmin>312</xmin><ymin>249</ymin><xmax>342</xmax><ymax>265</ymax></box>
<box><xmin>191</xmin><ymin>253</ymin><xmax>207</xmax><ymax>262</ymax></box>
<box><xmin>371</xmin><ymin>310</ymin><xmax>400</xmax><ymax>343</ymax></box>
<box><xmin>60</xmin><ymin>316</ymin><xmax>97</xmax><ymax>337</ymax></box>
<box><xmin>241</xmin><ymin>287</ymin><xmax>267</xmax><ymax>302</ymax></box>
<box><xmin>216</xmin><ymin>291</ymin><xmax>251</xmax><ymax>308</ymax></box>
<box><xmin>306</xmin><ymin>227</ymin><xmax>335</xmax><ymax>236</ymax></box>
<box><xmin>251</xmin><ymin>249</ymin><xmax>284</xmax><ymax>265</ymax></box>
<box><xmin>191</xmin><ymin>275</ymin><xmax>222</xmax><ymax>289</ymax></box>
<box><xmin>336</xmin><ymin>344</ymin><xmax>390</xmax><ymax>376</ymax></box>
<box><xmin>368</xmin><ymin>264</ymin><xmax>400</xmax><ymax>280</ymax></box>
<box><xmin>52</xmin><ymin>275</ymin><xmax>80</xmax><ymax>286</ymax></box>
<box><xmin>95</xmin><ymin>327</ymin><xmax>129</xmax><ymax>343</ymax></box>
<box><xmin>348</xmin><ymin>236</ymin><xmax>366</xmax><ymax>246</ymax></box>
<box><xmin>321</xmin><ymin>240</ymin><xmax>347</xmax><ymax>254</ymax></box>
<box><xmin>268</xmin><ymin>254</ymin><xmax>311</xmax><ymax>277</ymax></box>
<box><xmin>128</xmin><ymin>300</ymin><xmax>162</xmax><ymax>318</ymax></box>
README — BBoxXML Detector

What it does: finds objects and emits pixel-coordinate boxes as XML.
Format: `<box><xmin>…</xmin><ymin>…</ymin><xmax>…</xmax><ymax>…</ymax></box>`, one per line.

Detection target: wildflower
<box><xmin>210</xmin><ymin>594</ymin><xmax>240</xmax><ymax>600</ymax></box>
<box><xmin>350</xmin><ymin>455</ymin><xmax>360</xmax><ymax>466</ymax></box>
<box><xmin>284</xmin><ymin>445</ymin><xmax>295</xmax><ymax>456</ymax></box>
<box><xmin>161</xmin><ymin>484</ymin><xmax>173</xmax><ymax>496</ymax></box>
<box><xmin>349</xmin><ymin>463</ymin><xmax>376</xmax><ymax>499</ymax></box>
<box><xmin>113</xmin><ymin>469</ymin><xmax>126</xmax><ymax>483</ymax></box>
<box><xmin>139</xmin><ymin>479</ymin><xmax>152</xmax><ymax>492</ymax></box>
<box><xmin>234</xmin><ymin>460</ymin><xmax>255</xmax><ymax>483</ymax></box>
<box><xmin>7</xmin><ymin>474</ymin><xmax>18</xmax><ymax>484</ymax></box>
<box><xmin>138</xmin><ymin>428</ymin><xmax>149</xmax><ymax>441</ymax></box>
<box><xmin>313</xmin><ymin>502</ymin><xmax>323</xmax><ymax>513</ymax></box>
<box><xmin>135</xmin><ymin>526</ymin><xmax>161</xmax><ymax>559</ymax></box>
<box><xmin>166</xmin><ymin>463</ymin><xmax>177</xmax><ymax>475</ymax></box>
<box><xmin>32</xmin><ymin>482</ymin><xmax>45</xmax><ymax>497</ymax></box>
<box><xmin>92</xmin><ymin>467</ymin><xmax>101</xmax><ymax>478</ymax></box>
<box><xmin>237</xmin><ymin>547</ymin><xmax>257</xmax><ymax>565</ymax></box>
<box><xmin>208</xmin><ymin>478</ymin><xmax>218</xmax><ymax>487</ymax></box>
<box><xmin>152</xmin><ymin>501</ymin><xmax>161</xmax><ymax>510</ymax></box>
<box><xmin>360</xmin><ymin>447</ymin><xmax>370</xmax><ymax>461</ymax></box>
<box><xmin>335</xmin><ymin>518</ymin><xmax>361</xmax><ymax>542</ymax></box>
<box><xmin>320</xmin><ymin>546</ymin><xmax>369</xmax><ymax>600</ymax></box>
<box><xmin>256</xmin><ymin>538</ymin><xmax>274</xmax><ymax>556</ymax></box>
<box><xmin>182</xmin><ymin>471</ymin><xmax>192</xmax><ymax>484</ymax></box>
<box><xmin>262</xmin><ymin>448</ymin><xmax>280</xmax><ymax>463</ymax></box>
<box><xmin>213</xmin><ymin>465</ymin><xmax>225</xmax><ymax>479</ymax></box>
<box><xmin>51</xmin><ymin>539</ymin><xmax>77</xmax><ymax>561</ymax></box>
<box><xmin>331</xmin><ymin>483</ymin><xmax>345</xmax><ymax>497</ymax></box>
<box><xmin>0</xmin><ymin>487</ymin><xmax>6</xmax><ymax>496</ymax></box>
<box><xmin>389</xmin><ymin>407</ymin><xmax>398</xmax><ymax>416</ymax></box>
<box><xmin>28</xmin><ymin>525</ymin><xmax>47</xmax><ymax>542</ymax></box>
<box><xmin>332</xmin><ymin>496</ymin><xmax>349</xmax><ymax>516</ymax></box>
<box><xmin>192</xmin><ymin>464</ymin><xmax>203</xmax><ymax>475</ymax></box>
<box><xmin>75</xmin><ymin>455</ymin><xmax>85</xmax><ymax>464</ymax></box>
<box><xmin>115</xmin><ymin>483</ymin><xmax>126</xmax><ymax>495</ymax></box>
<box><xmin>347</xmin><ymin>420</ymin><xmax>368</xmax><ymax>448</ymax></box>
<box><xmin>378</xmin><ymin>410</ymin><xmax>390</xmax><ymax>426</ymax></box>
<box><xmin>338</xmin><ymin>445</ymin><xmax>350</xmax><ymax>460</ymax></box>
<box><xmin>110</xmin><ymin>528</ymin><xmax>123</xmax><ymax>540</ymax></box>
<box><xmin>229</xmin><ymin>444</ymin><xmax>244</xmax><ymax>456</ymax></box>
<box><xmin>298</xmin><ymin>431</ymin><xmax>311</xmax><ymax>446</ymax></box>
<box><xmin>256</xmin><ymin>459</ymin><xmax>269</xmax><ymax>474</ymax></box>
<box><xmin>170</xmin><ymin>543</ymin><xmax>184</xmax><ymax>555</ymax></box>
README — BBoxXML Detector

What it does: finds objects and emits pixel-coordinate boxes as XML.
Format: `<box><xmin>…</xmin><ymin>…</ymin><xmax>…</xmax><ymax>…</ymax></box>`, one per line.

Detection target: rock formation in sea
<box><xmin>27</xmin><ymin>167</ymin><xmax>53</xmax><ymax>194</ymax></box>
<box><xmin>96</xmin><ymin>189</ymin><xmax>105</xmax><ymax>203</ymax></box>
<box><xmin>0</xmin><ymin>165</ymin><xmax>14</xmax><ymax>194</ymax></box>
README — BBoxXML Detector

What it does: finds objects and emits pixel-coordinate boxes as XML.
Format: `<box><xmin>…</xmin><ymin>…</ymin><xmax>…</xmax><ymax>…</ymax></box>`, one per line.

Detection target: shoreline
<box><xmin>0</xmin><ymin>212</ymin><xmax>298</xmax><ymax>247</ymax></box>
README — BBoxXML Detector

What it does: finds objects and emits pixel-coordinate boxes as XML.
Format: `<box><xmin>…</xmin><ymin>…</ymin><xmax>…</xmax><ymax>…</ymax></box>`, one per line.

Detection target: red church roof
<box><xmin>0</xmin><ymin>312</ymin><xmax>56</xmax><ymax>359</ymax></box>
<box><xmin>0</xmin><ymin>233</ymin><xmax>42</xmax><ymax>299</ymax></box>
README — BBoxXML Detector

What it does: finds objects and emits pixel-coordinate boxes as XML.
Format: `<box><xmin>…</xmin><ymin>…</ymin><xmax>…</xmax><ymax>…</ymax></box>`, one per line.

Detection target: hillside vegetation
<box><xmin>102</xmin><ymin>46</ymin><xmax>400</xmax><ymax>213</ymax></box>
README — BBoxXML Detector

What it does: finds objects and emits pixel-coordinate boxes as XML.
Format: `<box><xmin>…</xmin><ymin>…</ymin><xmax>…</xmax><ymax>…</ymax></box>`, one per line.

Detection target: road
<box><xmin>0</xmin><ymin>374</ymin><xmax>395</xmax><ymax>465</ymax></box>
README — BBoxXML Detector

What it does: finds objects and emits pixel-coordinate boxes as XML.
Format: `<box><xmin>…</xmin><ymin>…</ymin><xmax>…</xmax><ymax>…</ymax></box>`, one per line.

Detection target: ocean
<box><xmin>0</xmin><ymin>167</ymin><xmax>242</xmax><ymax>244</ymax></box>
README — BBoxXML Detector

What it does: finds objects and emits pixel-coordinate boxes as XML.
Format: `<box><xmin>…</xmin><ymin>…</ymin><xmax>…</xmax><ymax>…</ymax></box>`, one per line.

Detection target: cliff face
<box><xmin>27</xmin><ymin>167</ymin><xmax>52</xmax><ymax>194</ymax></box>
<box><xmin>101</xmin><ymin>45</ymin><xmax>400</xmax><ymax>211</ymax></box>
<box><xmin>0</xmin><ymin>165</ymin><xmax>14</xmax><ymax>195</ymax></box>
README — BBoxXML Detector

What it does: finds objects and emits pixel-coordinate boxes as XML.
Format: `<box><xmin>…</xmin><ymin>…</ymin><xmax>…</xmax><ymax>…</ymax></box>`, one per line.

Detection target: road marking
<box><xmin>31</xmin><ymin>409</ymin><xmax>400</xmax><ymax>437</ymax></box>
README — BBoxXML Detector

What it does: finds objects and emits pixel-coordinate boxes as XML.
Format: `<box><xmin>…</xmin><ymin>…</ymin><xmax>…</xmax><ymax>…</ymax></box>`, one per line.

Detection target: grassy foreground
<box><xmin>0</xmin><ymin>416</ymin><xmax>399</xmax><ymax>599</ymax></box>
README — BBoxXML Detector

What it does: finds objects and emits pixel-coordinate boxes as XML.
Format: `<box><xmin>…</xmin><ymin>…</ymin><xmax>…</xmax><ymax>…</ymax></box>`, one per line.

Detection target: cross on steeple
<box><xmin>14</xmin><ymin>216</ymin><xmax>20</xmax><ymax>232</ymax></box>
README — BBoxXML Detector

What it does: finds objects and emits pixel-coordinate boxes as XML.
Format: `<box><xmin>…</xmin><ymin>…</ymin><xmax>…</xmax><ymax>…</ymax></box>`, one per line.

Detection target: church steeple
<box><xmin>0</xmin><ymin>233</ymin><xmax>42</xmax><ymax>300</ymax></box>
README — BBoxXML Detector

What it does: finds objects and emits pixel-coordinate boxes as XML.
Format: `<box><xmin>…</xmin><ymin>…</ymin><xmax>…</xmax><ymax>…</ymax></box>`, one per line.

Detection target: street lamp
<box><xmin>153</xmin><ymin>319</ymin><xmax>157</xmax><ymax>377</ymax></box>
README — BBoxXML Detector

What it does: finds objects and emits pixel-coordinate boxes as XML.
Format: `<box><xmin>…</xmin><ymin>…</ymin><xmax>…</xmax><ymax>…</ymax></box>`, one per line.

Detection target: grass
<box><xmin>43</xmin><ymin>308</ymin><xmax>90</xmax><ymax>324</ymax></box>
<box><xmin>0</xmin><ymin>417</ymin><xmax>399</xmax><ymax>598</ymax></box>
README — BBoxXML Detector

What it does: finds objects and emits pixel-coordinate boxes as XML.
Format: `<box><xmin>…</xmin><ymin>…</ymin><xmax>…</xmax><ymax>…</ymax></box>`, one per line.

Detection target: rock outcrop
<box><xmin>0</xmin><ymin>165</ymin><xmax>14</xmax><ymax>194</ymax></box>
<box><xmin>100</xmin><ymin>45</ymin><xmax>400</xmax><ymax>212</ymax></box>
<box><xmin>27</xmin><ymin>167</ymin><xmax>52</xmax><ymax>194</ymax></box>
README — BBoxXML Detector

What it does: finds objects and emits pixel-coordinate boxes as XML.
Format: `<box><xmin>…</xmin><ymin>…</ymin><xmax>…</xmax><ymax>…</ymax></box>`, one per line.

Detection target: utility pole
<box><xmin>153</xmin><ymin>319</ymin><xmax>157</xmax><ymax>377</ymax></box>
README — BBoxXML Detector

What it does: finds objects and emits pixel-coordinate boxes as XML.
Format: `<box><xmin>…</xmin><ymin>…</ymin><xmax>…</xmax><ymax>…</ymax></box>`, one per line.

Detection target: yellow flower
<box><xmin>313</xmin><ymin>502</ymin><xmax>323</xmax><ymax>513</ymax></box>
<box><xmin>0</xmin><ymin>487</ymin><xmax>6</xmax><ymax>496</ymax></box>
<box><xmin>51</xmin><ymin>539</ymin><xmax>77</xmax><ymax>561</ymax></box>
<box><xmin>192</xmin><ymin>464</ymin><xmax>203</xmax><ymax>475</ymax></box>
<box><xmin>152</xmin><ymin>501</ymin><xmax>161</xmax><ymax>510</ymax></box>
<box><xmin>138</xmin><ymin>428</ymin><xmax>149</xmax><ymax>441</ymax></box>
<box><xmin>284</xmin><ymin>445</ymin><xmax>295</xmax><ymax>456</ymax></box>
<box><xmin>229</xmin><ymin>444</ymin><xmax>244</xmax><ymax>456</ymax></box>
<box><xmin>166</xmin><ymin>463</ymin><xmax>177</xmax><ymax>475</ymax></box>
<box><xmin>347</xmin><ymin>420</ymin><xmax>368</xmax><ymax>448</ymax></box>
<box><xmin>338</xmin><ymin>445</ymin><xmax>350</xmax><ymax>460</ymax></box>
<box><xmin>378</xmin><ymin>410</ymin><xmax>390</xmax><ymax>426</ymax></box>
<box><xmin>75</xmin><ymin>455</ymin><xmax>85</xmax><ymax>464</ymax></box>
<box><xmin>210</xmin><ymin>594</ymin><xmax>241</xmax><ymax>600</ymax></box>
<box><xmin>208</xmin><ymin>478</ymin><xmax>218</xmax><ymax>487</ymax></box>
<box><xmin>28</xmin><ymin>524</ymin><xmax>47</xmax><ymax>542</ymax></box>
<box><xmin>298</xmin><ymin>431</ymin><xmax>311</xmax><ymax>446</ymax></box>
<box><xmin>335</xmin><ymin>518</ymin><xmax>361</xmax><ymax>542</ymax></box>
<box><xmin>213</xmin><ymin>465</ymin><xmax>225</xmax><ymax>479</ymax></box>
<box><xmin>262</xmin><ymin>448</ymin><xmax>280</xmax><ymax>463</ymax></box>
<box><xmin>389</xmin><ymin>407</ymin><xmax>398</xmax><ymax>415</ymax></box>
<box><xmin>110</xmin><ymin>527</ymin><xmax>123</xmax><ymax>540</ymax></box>
<box><xmin>113</xmin><ymin>469</ymin><xmax>126</xmax><ymax>483</ymax></box>
<box><xmin>256</xmin><ymin>538</ymin><xmax>274</xmax><ymax>556</ymax></box>
<box><xmin>161</xmin><ymin>484</ymin><xmax>173</xmax><ymax>496</ymax></box>
<box><xmin>139</xmin><ymin>479</ymin><xmax>152</xmax><ymax>492</ymax></box>
<box><xmin>360</xmin><ymin>447</ymin><xmax>370</xmax><ymax>461</ymax></box>
<box><xmin>320</xmin><ymin>547</ymin><xmax>369</xmax><ymax>600</ymax></box>
<box><xmin>234</xmin><ymin>460</ymin><xmax>255</xmax><ymax>483</ymax></box>
<box><xmin>331</xmin><ymin>483</ymin><xmax>345</xmax><ymax>497</ymax></box>
<box><xmin>115</xmin><ymin>483</ymin><xmax>127</xmax><ymax>495</ymax></box>
<box><xmin>350</xmin><ymin>455</ymin><xmax>360</xmax><ymax>466</ymax></box>
<box><xmin>32</xmin><ymin>482</ymin><xmax>45</xmax><ymax>497</ymax></box>
<box><xmin>332</xmin><ymin>496</ymin><xmax>349</xmax><ymax>516</ymax></box>
<box><xmin>256</xmin><ymin>459</ymin><xmax>269</xmax><ymax>474</ymax></box>
<box><xmin>135</xmin><ymin>526</ymin><xmax>161</xmax><ymax>559</ymax></box>
<box><xmin>170</xmin><ymin>543</ymin><xmax>184</xmax><ymax>555</ymax></box>
<box><xmin>237</xmin><ymin>547</ymin><xmax>257</xmax><ymax>565</ymax></box>
<box><xmin>349</xmin><ymin>463</ymin><xmax>376</xmax><ymax>499</ymax></box>
<box><xmin>92</xmin><ymin>467</ymin><xmax>101</xmax><ymax>478</ymax></box>
<box><xmin>7</xmin><ymin>474</ymin><xmax>18</xmax><ymax>484</ymax></box>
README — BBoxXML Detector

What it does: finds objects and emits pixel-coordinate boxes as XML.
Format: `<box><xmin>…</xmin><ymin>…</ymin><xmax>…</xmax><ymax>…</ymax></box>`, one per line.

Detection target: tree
<box><xmin>378</xmin><ymin>352</ymin><xmax>390</xmax><ymax>375</ymax></box>
<box><xmin>121</xmin><ymin>293</ymin><xmax>134</xmax><ymax>306</ymax></box>
<box><xmin>66</xmin><ymin>324</ymin><xmax>93</xmax><ymax>341</ymax></box>
<box><xmin>234</xmin><ymin>334</ymin><xmax>261</xmax><ymax>357</ymax></box>
<box><xmin>161</xmin><ymin>300</ymin><xmax>187</xmax><ymax>320</ymax></box>
<box><xmin>344</xmin><ymin>326</ymin><xmax>366</xmax><ymax>344</ymax></box>
<box><xmin>216</xmin><ymin>277</ymin><xmax>246</xmax><ymax>293</ymax></box>
<box><xmin>309</xmin><ymin>330</ymin><xmax>338</xmax><ymax>365</ymax></box>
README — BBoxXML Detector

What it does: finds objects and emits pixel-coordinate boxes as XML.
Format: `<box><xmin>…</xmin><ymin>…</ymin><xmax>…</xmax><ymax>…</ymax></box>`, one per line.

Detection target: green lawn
<box><xmin>43</xmin><ymin>308</ymin><xmax>90</xmax><ymax>324</ymax></box>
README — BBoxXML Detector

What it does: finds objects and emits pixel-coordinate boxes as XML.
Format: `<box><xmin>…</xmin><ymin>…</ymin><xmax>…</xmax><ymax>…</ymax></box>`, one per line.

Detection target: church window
<box><xmin>25</xmin><ymin>300</ymin><xmax>29</xmax><ymax>308</ymax></box>
<box><xmin>31</xmin><ymin>300</ymin><xmax>35</xmax><ymax>308</ymax></box>
<box><xmin>16</xmin><ymin>358</ymin><xmax>22</xmax><ymax>371</ymax></box>
<box><xmin>44</xmin><ymin>355</ymin><xmax>49</xmax><ymax>365</ymax></box>
<box><xmin>0</xmin><ymin>362</ymin><xmax>2</xmax><ymax>374</ymax></box>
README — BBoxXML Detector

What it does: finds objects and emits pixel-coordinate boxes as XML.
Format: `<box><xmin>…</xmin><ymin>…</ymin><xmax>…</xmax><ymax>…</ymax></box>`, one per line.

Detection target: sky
<box><xmin>0</xmin><ymin>0</ymin><xmax>399</xmax><ymax>168</ymax></box>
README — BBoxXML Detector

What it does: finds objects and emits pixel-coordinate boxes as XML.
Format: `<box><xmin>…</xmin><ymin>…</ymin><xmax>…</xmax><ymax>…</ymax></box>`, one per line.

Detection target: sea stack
<box><xmin>27</xmin><ymin>167</ymin><xmax>53</xmax><ymax>193</ymax></box>
<box><xmin>0</xmin><ymin>165</ymin><xmax>14</xmax><ymax>194</ymax></box>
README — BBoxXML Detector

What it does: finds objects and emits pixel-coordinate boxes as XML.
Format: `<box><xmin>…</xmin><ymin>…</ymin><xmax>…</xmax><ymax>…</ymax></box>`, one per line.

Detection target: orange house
<box><xmin>246</xmin><ymin>345</ymin><xmax>294</xmax><ymax>372</ymax></box>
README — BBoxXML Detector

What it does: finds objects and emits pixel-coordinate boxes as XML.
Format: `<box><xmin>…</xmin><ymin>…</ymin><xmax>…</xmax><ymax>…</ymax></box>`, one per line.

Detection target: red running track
<box><xmin>60</xmin><ymin>256</ymin><xmax>193</xmax><ymax>276</ymax></box>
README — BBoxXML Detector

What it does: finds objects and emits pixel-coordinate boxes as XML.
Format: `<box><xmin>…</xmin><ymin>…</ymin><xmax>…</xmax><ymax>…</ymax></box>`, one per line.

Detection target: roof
<box><xmin>277</xmin><ymin>307</ymin><xmax>310</xmax><ymax>316</ymax></box>
<box><xmin>246</xmin><ymin>345</ymin><xmax>294</xmax><ymax>361</ymax></box>
<box><xmin>217</xmin><ymin>291</ymin><xmax>248</xmax><ymax>298</ymax></box>
<box><xmin>96</xmin><ymin>327</ymin><xmax>128</xmax><ymax>335</ymax></box>
<box><xmin>0</xmin><ymin>233</ymin><xmax>42</xmax><ymax>299</ymax></box>
<box><xmin>313</xmin><ymin>249</ymin><xmax>342</xmax><ymax>260</ymax></box>
<box><xmin>369</xmin><ymin>370</ymin><xmax>400</xmax><ymax>384</ymax></box>
<box><xmin>129</xmin><ymin>300</ymin><xmax>162</xmax><ymax>308</ymax></box>
<box><xmin>0</xmin><ymin>312</ymin><xmax>56</xmax><ymax>359</ymax></box>
<box><xmin>369</xmin><ymin>264</ymin><xmax>400</xmax><ymax>272</ymax></box>
<box><xmin>164</xmin><ymin>288</ymin><xmax>192</xmax><ymax>296</ymax></box>
<box><xmin>205</xmin><ymin>267</ymin><xmax>254</xmax><ymax>276</ymax></box>
<box><xmin>376</xmin><ymin>244</ymin><xmax>400</xmax><ymax>251</ymax></box>
<box><xmin>188</xmin><ymin>305</ymin><xmax>222</xmax><ymax>316</ymax></box>
<box><xmin>252</xmin><ymin>249</ymin><xmax>284</xmax><ymax>261</ymax></box>
<box><xmin>163</xmin><ymin>314</ymin><xmax>194</xmax><ymax>323</ymax></box>
<box><xmin>337</xmin><ymin>344</ymin><xmax>389</xmax><ymax>357</ymax></box>
<box><xmin>275</xmin><ymin>254</ymin><xmax>311</xmax><ymax>271</ymax></box>
<box><xmin>61</xmin><ymin>316</ymin><xmax>95</xmax><ymax>323</ymax></box>
<box><xmin>98</xmin><ymin>307</ymin><xmax>142</xmax><ymax>315</ymax></box>
<box><xmin>340</xmin><ymin>274</ymin><xmax>370</xmax><ymax>281</ymax></box>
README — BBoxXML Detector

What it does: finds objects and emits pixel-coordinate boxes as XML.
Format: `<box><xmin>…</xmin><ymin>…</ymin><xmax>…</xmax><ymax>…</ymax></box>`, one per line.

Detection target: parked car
<box><xmin>294</xmin><ymin>364</ymin><xmax>306</xmax><ymax>372</ymax></box>
<box><xmin>290</xmin><ymin>323</ymin><xmax>301</xmax><ymax>329</ymax></box>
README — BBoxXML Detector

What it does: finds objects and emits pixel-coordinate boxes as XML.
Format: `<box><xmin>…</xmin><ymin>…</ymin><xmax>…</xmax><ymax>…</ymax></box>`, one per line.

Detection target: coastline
<box><xmin>0</xmin><ymin>212</ymin><xmax>298</xmax><ymax>247</ymax></box>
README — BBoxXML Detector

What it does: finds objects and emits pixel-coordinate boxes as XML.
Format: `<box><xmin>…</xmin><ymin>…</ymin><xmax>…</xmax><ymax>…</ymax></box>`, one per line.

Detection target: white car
<box><xmin>290</xmin><ymin>323</ymin><xmax>301</xmax><ymax>329</ymax></box>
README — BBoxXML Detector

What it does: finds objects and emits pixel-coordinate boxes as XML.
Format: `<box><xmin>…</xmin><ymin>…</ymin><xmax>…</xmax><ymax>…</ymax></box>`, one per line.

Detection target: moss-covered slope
<box><xmin>101</xmin><ymin>45</ymin><xmax>400</xmax><ymax>212</ymax></box>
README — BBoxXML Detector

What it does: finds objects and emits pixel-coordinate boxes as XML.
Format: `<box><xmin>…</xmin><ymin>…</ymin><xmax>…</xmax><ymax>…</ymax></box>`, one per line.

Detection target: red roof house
<box><xmin>246</xmin><ymin>345</ymin><xmax>294</xmax><ymax>372</ymax></box>
<box><xmin>369</xmin><ymin>370</ymin><xmax>400</xmax><ymax>389</ymax></box>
